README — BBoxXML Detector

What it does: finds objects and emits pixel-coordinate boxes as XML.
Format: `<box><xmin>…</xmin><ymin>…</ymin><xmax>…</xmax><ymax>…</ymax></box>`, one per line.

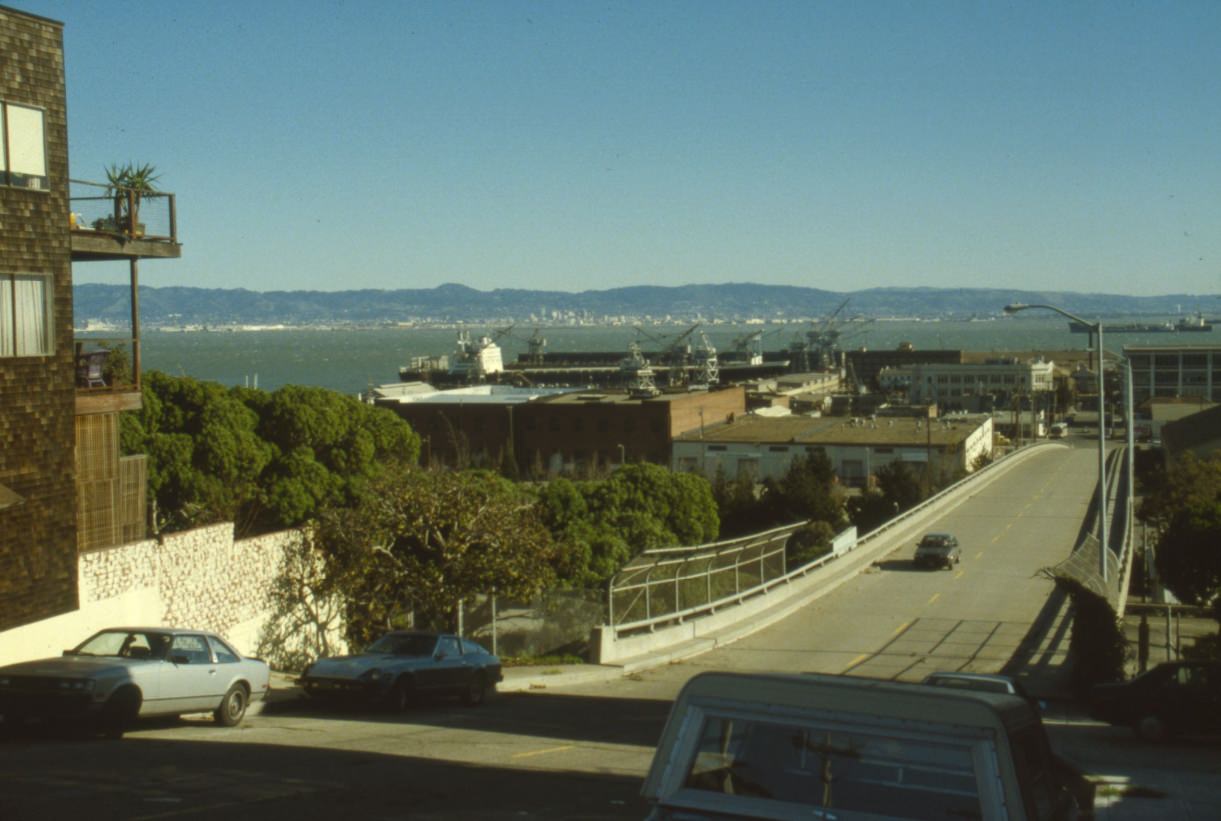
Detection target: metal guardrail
<box><xmin>605</xmin><ymin>444</ymin><xmax>1055</xmax><ymax>637</ymax></box>
<box><xmin>609</xmin><ymin>523</ymin><xmax>802</xmax><ymax>633</ymax></box>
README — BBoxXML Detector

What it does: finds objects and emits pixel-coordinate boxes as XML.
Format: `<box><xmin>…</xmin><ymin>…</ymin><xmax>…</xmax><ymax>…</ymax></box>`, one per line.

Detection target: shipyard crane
<box><xmin>789</xmin><ymin>299</ymin><xmax>853</xmax><ymax>372</ymax></box>
<box><xmin>729</xmin><ymin>330</ymin><xmax>765</xmax><ymax>365</ymax></box>
<box><xmin>634</xmin><ymin>322</ymin><xmax>705</xmax><ymax>387</ymax></box>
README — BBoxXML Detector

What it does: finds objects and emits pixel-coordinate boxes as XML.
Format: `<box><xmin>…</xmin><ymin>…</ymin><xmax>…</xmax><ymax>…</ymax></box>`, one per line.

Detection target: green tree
<box><xmin>711</xmin><ymin>465</ymin><xmax>763</xmax><ymax>538</ymax></box>
<box><xmin>124</xmin><ymin>372</ymin><xmax>274</xmax><ymax>532</ymax></box>
<box><xmin>760</xmin><ymin>452</ymin><xmax>845</xmax><ymax>528</ymax></box>
<box><xmin>123</xmin><ymin>372</ymin><xmax>420</xmax><ymax>536</ymax></box>
<box><xmin>847</xmin><ymin>491</ymin><xmax>898</xmax><ymax>534</ymax></box>
<box><xmin>875</xmin><ymin>461</ymin><xmax>924</xmax><ymax>513</ymax></box>
<box><xmin>315</xmin><ymin>466</ymin><xmax>557</xmax><ymax>645</ymax></box>
<box><xmin>1139</xmin><ymin>452</ymin><xmax>1221</xmax><ymax>605</ymax></box>
<box><xmin>583</xmin><ymin>463</ymin><xmax>720</xmax><ymax>554</ymax></box>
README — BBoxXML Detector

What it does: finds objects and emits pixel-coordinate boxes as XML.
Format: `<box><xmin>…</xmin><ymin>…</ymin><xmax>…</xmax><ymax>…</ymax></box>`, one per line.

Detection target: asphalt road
<box><xmin>4</xmin><ymin>443</ymin><xmax>1218</xmax><ymax>819</ymax></box>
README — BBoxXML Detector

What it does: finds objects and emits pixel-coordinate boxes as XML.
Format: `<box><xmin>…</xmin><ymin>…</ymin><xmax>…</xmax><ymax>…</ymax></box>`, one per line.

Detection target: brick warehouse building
<box><xmin>373</xmin><ymin>383</ymin><xmax>747</xmax><ymax>474</ymax></box>
<box><xmin>1</xmin><ymin>6</ymin><xmax>181</xmax><ymax>631</ymax></box>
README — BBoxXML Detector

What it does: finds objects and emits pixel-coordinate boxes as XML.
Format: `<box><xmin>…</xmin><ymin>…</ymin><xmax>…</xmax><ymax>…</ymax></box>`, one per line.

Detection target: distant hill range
<box><xmin>72</xmin><ymin>282</ymin><xmax>1218</xmax><ymax>326</ymax></box>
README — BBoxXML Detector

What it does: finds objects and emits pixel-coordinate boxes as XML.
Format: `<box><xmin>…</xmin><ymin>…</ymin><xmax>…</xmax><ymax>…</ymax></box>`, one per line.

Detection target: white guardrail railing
<box><xmin>606</xmin><ymin>444</ymin><xmax>1057</xmax><ymax>638</ymax></box>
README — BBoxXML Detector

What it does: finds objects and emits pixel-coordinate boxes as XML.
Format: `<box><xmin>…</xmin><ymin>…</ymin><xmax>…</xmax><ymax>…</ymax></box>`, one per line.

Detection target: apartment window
<box><xmin>1</xmin><ymin>273</ymin><xmax>54</xmax><ymax>357</ymax></box>
<box><xmin>1</xmin><ymin>102</ymin><xmax>48</xmax><ymax>190</ymax></box>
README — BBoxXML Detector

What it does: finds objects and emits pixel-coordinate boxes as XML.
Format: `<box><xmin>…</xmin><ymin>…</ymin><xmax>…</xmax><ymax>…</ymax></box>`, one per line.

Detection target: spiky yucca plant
<box><xmin>104</xmin><ymin>162</ymin><xmax>160</xmax><ymax>235</ymax></box>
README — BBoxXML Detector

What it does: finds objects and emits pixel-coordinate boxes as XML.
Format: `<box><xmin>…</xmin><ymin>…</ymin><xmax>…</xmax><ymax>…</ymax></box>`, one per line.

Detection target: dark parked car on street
<box><xmin>914</xmin><ymin>532</ymin><xmax>961</xmax><ymax>569</ymax></box>
<box><xmin>299</xmin><ymin>631</ymin><xmax>502</xmax><ymax>710</ymax></box>
<box><xmin>1089</xmin><ymin>660</ymin><xmax>1221</xmax><ymax>741</ymax></box>
<box><xmin>0</xmin><ymin>627</ymin><xmax>270</xmax><ymax>738</ymax></box>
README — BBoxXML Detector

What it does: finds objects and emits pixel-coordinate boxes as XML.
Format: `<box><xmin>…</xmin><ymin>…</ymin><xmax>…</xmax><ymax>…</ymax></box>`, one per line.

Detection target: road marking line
<box><xmin>892</xmin><ymin>620</ymin><xmax>912</xmax><ymax>637</ymax></box>
<box><xmin>975</xmin><ymin>551</ymin><xmax>984</xmax><ymax>559</ymax></box>
<box><xmin>954</xmin><ymin>570</ymin><xmax>964</xmax><ymax>580</ymax></box>
<box><xmin>512</xmin><ymin>744</ymin><xmax>575</xmax><ymax>760</ymax></box>
<box><xmin>845</xmin><ymin>653</ymin><xmax>869</xmax><ymax>669</ymax></box>
<box><xmin>927</xmin><ymin>593</ymin><xmax>941</xmax><ymax>605</ymax></box>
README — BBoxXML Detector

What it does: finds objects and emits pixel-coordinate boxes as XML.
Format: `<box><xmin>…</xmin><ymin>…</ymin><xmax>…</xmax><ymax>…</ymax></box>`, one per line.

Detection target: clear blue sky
<box><xmin>17</xmin><ymin>0</ymin><xmax>1221</xmax><ymax>296</ymax></box>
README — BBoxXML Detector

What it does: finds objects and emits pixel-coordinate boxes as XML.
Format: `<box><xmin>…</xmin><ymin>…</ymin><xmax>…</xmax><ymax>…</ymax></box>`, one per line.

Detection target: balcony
<box><xmin>74</xmin><ymin>337</ymin><xmax>142</xmax><ymax>415</ymax></box>
<box><xmin>68</xmin><ymin>179</ymin><xmax>181</xmax><ymax>261</ymax></box>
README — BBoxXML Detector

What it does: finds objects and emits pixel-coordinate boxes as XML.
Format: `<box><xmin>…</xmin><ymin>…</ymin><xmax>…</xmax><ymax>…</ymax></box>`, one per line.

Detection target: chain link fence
<box><xmin>461</xmin><ymin>589</ymin><xmax>607</xmax><ymax>658</ymax></box>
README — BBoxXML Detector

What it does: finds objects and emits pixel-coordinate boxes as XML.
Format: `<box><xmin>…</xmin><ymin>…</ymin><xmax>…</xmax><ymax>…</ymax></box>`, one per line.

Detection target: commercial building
<box><xmin>880</xmin><ymin>358</ymin><xmax>1055</xmax><ymax>413</ymax></box>
<box><xmin>1</xmin><ymin>6</ymin><xmax>181</xmax><ymax>631</ymax></box>
<box><xmin>845</xmin><ymin>347</ymin><xmax>962</xmax><ymax>391</ymax></box>
<box><xmin>672</xmin><ymin>412</ymin><xmax>993</xmax><ymax>487</ymax></box>
<box><xmin>373</xmin><ymin>383</ymin><xmax>747</xmax><ymax>474</ymax></box>
<box><xmin>1124</xmin><ymin>344</ymin><xmax>1221</xmax><ymax>406</ymax></box>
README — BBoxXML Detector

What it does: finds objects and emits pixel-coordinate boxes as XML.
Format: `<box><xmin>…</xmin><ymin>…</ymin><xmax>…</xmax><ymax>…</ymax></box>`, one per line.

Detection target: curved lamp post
<box><xmin>1003</xmin><ymin>303</ymin><xmax>1107</xmax><ymax>582</ymax></box>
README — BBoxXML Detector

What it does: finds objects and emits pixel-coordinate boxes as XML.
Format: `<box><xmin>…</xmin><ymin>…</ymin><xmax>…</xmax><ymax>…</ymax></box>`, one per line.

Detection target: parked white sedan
<box><xmin>0</xmin><ymin>627</ymin><xmax>270</xmax><ymax>737</ymax></box>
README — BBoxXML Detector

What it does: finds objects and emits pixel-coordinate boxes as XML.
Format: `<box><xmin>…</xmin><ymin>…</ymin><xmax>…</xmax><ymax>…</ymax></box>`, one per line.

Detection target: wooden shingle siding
<box><xmin>0</xmin><ymin>7</ymin><xmax>77</xmax><ymax>630</ymax></box>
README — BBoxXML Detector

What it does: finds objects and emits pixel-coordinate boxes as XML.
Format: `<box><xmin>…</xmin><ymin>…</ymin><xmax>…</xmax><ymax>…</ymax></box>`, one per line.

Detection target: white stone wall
<box><xmin>0</xmin><ymin>524</ymin><xmax>346</xmax><ymax>668</ymax></box>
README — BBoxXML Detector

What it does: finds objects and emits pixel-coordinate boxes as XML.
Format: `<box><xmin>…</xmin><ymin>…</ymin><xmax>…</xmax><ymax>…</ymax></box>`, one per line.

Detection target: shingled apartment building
<box><xmin>1</xmin><ymin>5</ymin><xmax>180</xmax><ymax>631</ymax></box>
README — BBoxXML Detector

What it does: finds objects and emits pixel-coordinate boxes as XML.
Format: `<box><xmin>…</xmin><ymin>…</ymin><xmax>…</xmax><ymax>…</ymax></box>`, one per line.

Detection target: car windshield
<box><xmin>73</xmin><ymin>630</ymin><xmax>170</xmax><ymax>660</ymax></box>
<box><xmin>365</xmin><ymin>634</ymin><xmax>438</xmax><ymax>657</ymax></box>
<box><xmin>921</xmin><ymin>535</ymin><xmax>953</xmax><ymax>547</ymax></box>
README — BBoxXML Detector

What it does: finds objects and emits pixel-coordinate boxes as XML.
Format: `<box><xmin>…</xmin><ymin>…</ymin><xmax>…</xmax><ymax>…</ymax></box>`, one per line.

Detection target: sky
<box><xmin>15</xmin><ymin>0</ymin><xmax>1221</xmax><ymax>296</ymax></box>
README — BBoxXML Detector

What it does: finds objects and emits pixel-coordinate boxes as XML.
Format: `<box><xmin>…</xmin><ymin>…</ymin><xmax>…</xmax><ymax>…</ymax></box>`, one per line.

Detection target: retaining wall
<box><xmin>0</xmin><ymin>525</ymin><xmax>336</xmax><ymax>667</ymax></box>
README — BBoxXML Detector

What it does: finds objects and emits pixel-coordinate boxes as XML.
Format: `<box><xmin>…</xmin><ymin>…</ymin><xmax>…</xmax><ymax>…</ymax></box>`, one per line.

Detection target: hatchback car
<box><xmin>0</xmin><ymin>627</ymin><xmax>270</xmax><ymax>738</ymax></box>
<box><xmin>914</xmin><ymin>532</ymin><xmax>961</xmax><ymax>569</ymax></box>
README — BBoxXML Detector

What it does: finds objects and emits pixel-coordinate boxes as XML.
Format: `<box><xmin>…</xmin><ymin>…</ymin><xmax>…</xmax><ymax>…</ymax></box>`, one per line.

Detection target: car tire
<box><xmin>99</xmin><ymin>687</ymin><xmax>141</xmax><ymax>739</ymax></box>
<box><xmin>461</xmin><ymin>674</ymin><xmax>487</xmax><ymax>707</ymax></box>
<box><xmin>1135</xmin><ymin>714</ymin><xmax>1169</xmax><ymax>742</ymax></box>
<box><xmin>389</xmin><ymin>678</ymin><xmax>414</xmax><ymax>713</ymax></box>
<box><xmin>214</xmin><ymin>683</ymin><xmax>249</xmax><ymax>727</ymax></box>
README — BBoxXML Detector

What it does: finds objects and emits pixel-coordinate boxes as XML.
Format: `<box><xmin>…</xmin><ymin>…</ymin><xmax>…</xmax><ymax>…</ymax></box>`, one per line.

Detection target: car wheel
<box><xmin>389</xmin><ymin>678</ymin><xmax>414</xmax><ymax>713</ymax></box>
<box><xmin>1135</xmin><ymin>714</ymin><xmax>1169</xmax><ymax>742</ymax></box>
<box><xmin>214</xmin><ymin>683</ymin><xmax>249</xmax><ymax>727</ymax></box>
<box><xmin>99</xmin><ymin>687</ymin><xmax>141</xmax><ymax>739</ymax></box>
<box><xmin>461</xmin><ymin>674</ymin><xmax>487</xmax><ymax>707</ymax></box>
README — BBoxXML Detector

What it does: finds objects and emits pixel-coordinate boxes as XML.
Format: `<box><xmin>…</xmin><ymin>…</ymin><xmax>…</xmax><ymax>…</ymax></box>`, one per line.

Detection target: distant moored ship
<box><xmin>1068</xmin><ymin>313</ymin><xmax>1213</xmax><ymax>334</ymax></box>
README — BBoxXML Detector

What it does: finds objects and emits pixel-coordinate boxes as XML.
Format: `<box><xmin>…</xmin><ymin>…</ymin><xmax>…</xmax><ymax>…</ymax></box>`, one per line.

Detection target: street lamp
<box><xmin>1003</xmin><ymin>303</ymin><xmax>1107</xmax><ymax>582</ymax></box>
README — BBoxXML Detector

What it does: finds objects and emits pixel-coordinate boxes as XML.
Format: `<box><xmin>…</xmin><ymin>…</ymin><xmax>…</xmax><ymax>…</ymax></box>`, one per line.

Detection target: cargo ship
<box><xmin>397</xmin><ymin>328</ymin><xmax>793</xmax><ymax>390</ymax></box>
<box><xmin>1068</xmin><ymin>313</ymin><xmax>1213</xmax><ymax>334</ymax></box>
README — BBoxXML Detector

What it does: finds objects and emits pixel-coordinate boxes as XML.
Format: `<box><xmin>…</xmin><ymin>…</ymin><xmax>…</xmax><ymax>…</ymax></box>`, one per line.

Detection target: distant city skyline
<box><xmin>19</xmin><ymin>0</ymin><xmax>1221</xmax><ymax>296</ymax></box>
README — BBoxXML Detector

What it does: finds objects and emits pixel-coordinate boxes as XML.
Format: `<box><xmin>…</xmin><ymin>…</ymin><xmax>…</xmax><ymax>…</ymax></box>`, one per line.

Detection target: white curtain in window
<box><xmin>0</xmin><ymin>277</ymin><xmax>12</xmax><ymax>356</ymax></box>
<box><xmin>6</xmin><ymin>104</ymin><xmax>47</xmax><ymax>177</ymax></box>
<box><xmin>13</xmin><ymin>275</ymin><xmax>49</xmax><ymax>356</ymax></box>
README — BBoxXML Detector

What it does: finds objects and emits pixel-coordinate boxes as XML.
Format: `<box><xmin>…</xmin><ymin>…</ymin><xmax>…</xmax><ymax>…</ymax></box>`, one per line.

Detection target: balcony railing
<box><xmin>74</xmin><ymin>337</ymin><xmax>138</xmax><ymax>393</ymax></box>
<box><xmin>68</xmin><ymin>178</ymin><xmax>178</xmax><ymax>245</ymax></box>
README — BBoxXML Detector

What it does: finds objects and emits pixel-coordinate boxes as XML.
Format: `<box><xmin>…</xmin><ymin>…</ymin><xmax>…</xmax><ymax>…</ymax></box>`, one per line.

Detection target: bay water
<box><xmin>127</xmin><ymin>318</ymin><xmax>1213</xmax><ymax>396</ymax></box>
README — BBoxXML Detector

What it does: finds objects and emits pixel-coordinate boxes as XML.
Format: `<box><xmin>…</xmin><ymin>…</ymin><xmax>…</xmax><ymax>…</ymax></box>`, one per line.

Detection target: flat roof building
<box><xmin>672</xmin><ymin>412</ymin><xmax>992</xmax><ymax>488</ymax></box>
<box><xmin>373</xmin><ymin>383</ymin><xmax>746</xmax><ymax>476</ymax></box>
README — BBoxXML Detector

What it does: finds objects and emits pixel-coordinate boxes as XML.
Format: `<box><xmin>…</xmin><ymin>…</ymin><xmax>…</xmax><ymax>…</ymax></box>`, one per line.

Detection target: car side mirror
<box><xmin>171</xmin><ymin>654</ymin><xmax>190</xmax><ymax>665</ymax></box>
<box><xmin>434</xmin><ymin>651</ymin><xmax>445</xmax><ymax>660</ymax></box>
<box><xmin>62</xmin><ymin>649</ymin><xmax>75</xmax><ymax>656</ymax></box>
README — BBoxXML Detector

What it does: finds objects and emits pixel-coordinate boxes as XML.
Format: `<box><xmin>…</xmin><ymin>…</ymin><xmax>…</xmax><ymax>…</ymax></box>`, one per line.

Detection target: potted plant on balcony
<box><xmin>104</xmin><ymin>162</ymin><xmax>160</xmax><ymax>237</ymax></box>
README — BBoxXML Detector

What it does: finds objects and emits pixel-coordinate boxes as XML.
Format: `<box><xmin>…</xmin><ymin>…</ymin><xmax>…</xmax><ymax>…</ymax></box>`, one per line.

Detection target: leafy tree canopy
<box><xmin>314</xmin><ymin>466</ymin><xmax>557</xmax><ymax>644</ymax></box>
<box><xmin>1139</xmin><ymin>452</ymin><xmax>1221</xmax><ymax>606</ymax></box>
<box><xmin>760</xmin><ymin>452</ymin><xmax>845</xmax><ymax>529</ymax></box>
<box><xmin>530</xmin><ymin>464</ymin><xmax>720</xmax><ymax>586</ymax></box>
<box><xmin>123</xmin><ymin>372</ymin><xmax>420</xmax><ymax>535</ymax></box>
